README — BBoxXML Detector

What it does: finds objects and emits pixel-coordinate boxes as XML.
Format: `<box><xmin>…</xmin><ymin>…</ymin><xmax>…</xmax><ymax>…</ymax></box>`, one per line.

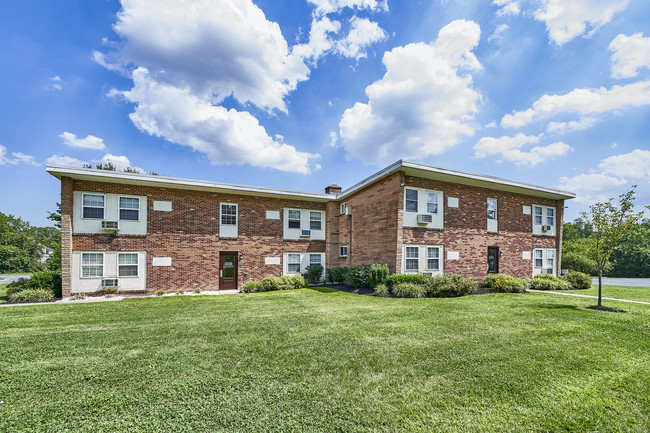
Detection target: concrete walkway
<box><xmin>528</xmin><ymin>289</ymin><xmax>650</xmax><ymax>305</ymax></box>
<box><xmin>0</xmin><ymin>274</ymin><xmax>31</xmax><ymax>284</ymax></box>
<box><xmin>0</xmin><ymin>289</ymin><xmax>241</xmax><ymax>307</ymax></box>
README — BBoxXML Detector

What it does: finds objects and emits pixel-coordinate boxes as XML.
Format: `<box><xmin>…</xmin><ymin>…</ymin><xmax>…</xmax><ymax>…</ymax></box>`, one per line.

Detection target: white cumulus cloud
<box><xmin>335</xmin><ymin>16</ymin><xmax>387</xmax><ymax>60</ymax></box>
<box><xmin>46</xmin><ymin>154</ymin><xmax>88</xmax><ymax>167</ymax></box>
<box><xmin>493</xmin><ymin>0</ymin><xmax>520</xmax><ymax>16</ymax></box>
<box><xmin>59</xmin><ymin>132</ymin><xmax>107</xmax><ymax>150</ymax></box>
<box><xmin>0</xmin><ymin>145</ymin><xmax>40</xmax><ymax>166</ymax></box>
<box><xmin>338</xmin><ymin>20</ymin><xmax>482</xmax><ymax>165</ymax></box>
<box><xmin>546</xmin><ymin>117</ymin><xmax>599</xmax><ymax>134</ymax></box>
<box><xmin>119</xmin><ymin>68</ymin><xmax>318</xmax><ymax>174</ymax></box>
<box><xmin>559</xmin><ymin>149</ymin><xmax>650</xmax><ymax>203</ymax></box>
<box><xmin>474</xmin><ymin>133</ymin><xmax>571</xmax><ymax>166</ymax></box>
<box><xmin>307</xmin><ymin>0</ymin><xmax>388</xmax><ymax>15</ymax></box>
<box><xmin>501</xmin><ymin>81</ymin><xmax>650</xmax><ymax>128</ymax></box>
<box><xmin>534</xmin><ymin>0</ymin><xmax>630</xmax><ymax>46</ymax></box>
<box><xmin>609</xmin><ymin>33</ymin><xmax>650</xmax><ymax>79</ymax></box>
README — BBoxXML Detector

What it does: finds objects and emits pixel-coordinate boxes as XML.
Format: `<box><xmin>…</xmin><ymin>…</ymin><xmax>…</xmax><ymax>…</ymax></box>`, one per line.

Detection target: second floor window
<box><xmin>119</xmin><ymin>197</ymin><xmax>140</xmax><ymax>221</ymax></box>
<box><xmin>221</xmin><ymin>204</ymin><xmax>237</xmax><ymax>225</ymax></box>
<box><xmin>405</xmin><ymin>189</ymin><xmax>418</xmax><ymax>212</ymax></box>
<box><xmin>546</xmin><ymin>207</ymin><xmax>555</xmax><ymax>226</ymax></box>
<box><xmin>487</xmin><ymin>198</ymin><xmax>497</xmax><ymax>220</ymax></box>
<box><xmin>288</xmin><ymin>210</ymin><xmax>301</xmax><ymax>229</ymax></box>
<box><xmin>339</xmin><ymin>246</ymin><xmax>348</xmax><ymax>257</ymax></box>
<box><xmin>310</xmin><ymin>211</ymin><xmax>322</xmax><ymax>230</ymax></box>
<box><xmin>427</xmin><ymin>192</ymin><xmax>438</xmax><ymax>214</ymax></box>
<box><xmin>82</xmin><ymin>194</ymin><xmax>104</xmax><ymax>219</ymax></box>
<box><xmin>534</xmin><ymin>206</ymin><xmax>543</xmax><ymax>225</ymax></box>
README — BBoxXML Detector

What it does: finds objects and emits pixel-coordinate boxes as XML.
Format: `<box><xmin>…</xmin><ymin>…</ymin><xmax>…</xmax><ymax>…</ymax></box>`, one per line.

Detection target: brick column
<box><xmin>60</xmin><ymin>177</ymin><xmax>74</xmax><ymax>297</ymax></box>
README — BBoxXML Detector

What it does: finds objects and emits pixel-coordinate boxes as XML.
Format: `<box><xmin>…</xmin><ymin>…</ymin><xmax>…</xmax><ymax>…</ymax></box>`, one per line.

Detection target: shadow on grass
<box><xmin>537</xmin><ymin>303</ymin><xmax>582</xmax><ymax>311</ymax></box>
<box><xmin>307</xmin><ymin>286</ymin><xmax>340</xmax><ymax>294</ymax></box>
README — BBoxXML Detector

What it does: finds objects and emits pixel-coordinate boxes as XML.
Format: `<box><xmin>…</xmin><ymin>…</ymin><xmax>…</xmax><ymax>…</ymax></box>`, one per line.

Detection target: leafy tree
<box><xmin>47</xmin><ymin>202</ymin><xmax>61</xmax><ymax>229</ymax></box>
<box><xmin>580</xmin><ymin>187</ymin><xmax>649</xmax><ymax>307</ymax></box>
<box><xmin>608</xmin><ymin>224</ymin><xmax>650</xmax><ymax>278</ymax></box>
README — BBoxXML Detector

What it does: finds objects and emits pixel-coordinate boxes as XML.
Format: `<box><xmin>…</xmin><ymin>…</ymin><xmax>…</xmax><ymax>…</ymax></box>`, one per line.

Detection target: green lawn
<box><xmin>0</xmin><ymin>283</ymin><xmax>7</xmax><ymax>303</ymax></box>
<box><xmin>1</xmin><ymin>289</ymin><xmax>648</xmax><ymax>432</ymax></box>
<box><xmin>563</xmin><ymin>284</ymin><xmax>650</xmax><ymax>303</ymax></box>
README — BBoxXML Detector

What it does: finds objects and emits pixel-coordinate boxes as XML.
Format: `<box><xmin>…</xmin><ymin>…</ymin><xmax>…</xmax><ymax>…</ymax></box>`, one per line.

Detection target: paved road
<box><xmin>591</xmin><ymin>277</ymin><xmax>650</xmax><ymax>288</ymax></box>
<box><xmin>0</xmin><ymin>274</ymin><xmax>31</xmax><ymax>284</ymax></box>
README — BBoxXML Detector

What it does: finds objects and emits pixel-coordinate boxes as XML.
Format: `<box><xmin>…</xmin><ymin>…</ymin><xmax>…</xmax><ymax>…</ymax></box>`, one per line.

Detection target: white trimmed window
<box><xmin>288</xmin><ymin>210</ymin><xmax>301</xmax><ymax>229</ymax></box>
<box><xmin>533</xmin><ymin>248</ymin><xmax>557</xmax><ymax>276</ymax></box>
<box><xmin>82</xmin><ymin>194</ymin><xmax>104</xmax><ymax>219</ymax></box>
<box><xmin>118</xmin><ymin>253</ymin><xmax>138</xmax><ymax>277</ymax></box>
<box><xmin>339</xmin><ymin>245</ymin><xmax>348</xmax><ymax>257</ymax></box>
<box><xmin>427</xmin><ymin>247</ymin><xmax>440</xmax><ymax>271</ymax></box>
<box><xmin>405</xmin><ymin>246</ymin><xmax>419</xmax><ymax>271</ymax></box>
<box><xmin>534</xmin><ymin>206</ymin><xmax>543</xmax><ymax>225</ymax></box>
<box><xmin>487</xmin><ymin>198</ymin><xmax>497</xmax><ymax>220</ymax></box>
<box><xmin>310</xmin><ymin>211</ymin><xmax>322</xmax><ymax>230</ymax></box>
<box><xmin>535</xmin><ymin>249</ymin><xmax>543</xmax><ymax>268</ymax></box>
<box><xmin>287</xmin><ymin>254</ymin><xmax>301</xmax><ymax>273</ymax></box>
<box><xmin>426</xmin><ymin>192</ymin><xmax>438</xmax><ymax>214</ymax></box>
<box><xmin>546</xmin><ymin>207</ymin><xmax>555</xmax><ymax>226</ymax></box>
<box><xmin>309</xmin><ymin>254</ymin><xmax>322</xmax><ymax>267</ymax></box>
<box><xmin>119</xmin><ymin>197</ymin><xmax>140</xmax><ymax>221</ymax></box>
<box><xmin>340</xmin><ymin>202</ymin><xmax>348</xmax><ymax>215</ymax></box>
<box><xmin>81</xmin><ymin>253</ymin><xmax>103</xmax><ymax>277</ymax></box>
<box><xmin>221</xmin><ymin>204</ymin><xmax>237</xmax><ymax>225</ymax></box>
<box><xmin>405</xmin><ymin>189</ymin><xmax>418</xmax><ymax>212</ymax></box>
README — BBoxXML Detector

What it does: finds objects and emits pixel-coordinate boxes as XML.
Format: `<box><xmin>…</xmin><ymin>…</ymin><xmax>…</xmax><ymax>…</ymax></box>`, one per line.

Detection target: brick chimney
<box><xmin>325</xmin><ymin>184</ymin><xmax>342</xmax><ymax>195</ymax></box>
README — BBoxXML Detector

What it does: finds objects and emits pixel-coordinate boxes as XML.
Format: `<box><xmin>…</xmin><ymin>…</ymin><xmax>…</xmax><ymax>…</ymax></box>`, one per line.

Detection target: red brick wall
<box><xmin>401</xmin><ymin>176</ymin><xmax>564</xmax><ymax>280</ymax></box>
<box><xmin>328</xmin><ymin>173</ymin><xmax>403</xmax><ymax>273</ymax></box>
<box><xmin>68</xmin><ymin>179</ymin><xmax>326</xmax><ymax>293</ymax></box>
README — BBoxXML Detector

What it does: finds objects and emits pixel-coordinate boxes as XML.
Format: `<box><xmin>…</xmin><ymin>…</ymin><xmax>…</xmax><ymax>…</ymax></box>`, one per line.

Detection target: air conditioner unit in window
<box><xmin>102</xmin><ymin>220</ymin><xmax>120</xmax><ymax>231</ymax></box>
<box><xmin>421</xmin><ymin>272</ymin><xmax>433</xmax><ymax>277</ymax></box>
<box><xmin>102</xmin><ymin>278</ymin><xmax>119</xmax><ymax>288</ymax></box>
<box><xmin>300</xmin><ymin>230</ymin><xmax>311</xmax><ymax>238</ymax></box>
<box><xmin>417</xmin><ymin>214</ymin><xmax>433</xmax><ymax>224</ymax></box>
<box><xmin>541</xmin><ymin>224</ymin><xmax>552</xmax><ymax>232</ymax></box>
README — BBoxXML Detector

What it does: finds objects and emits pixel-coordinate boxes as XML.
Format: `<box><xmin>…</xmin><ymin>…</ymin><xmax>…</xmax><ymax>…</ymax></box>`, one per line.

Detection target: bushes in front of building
<box><xmin>528</xmin><ymin>274</ymin><xmax>570</xmax><ymax>290</ymax></box>
<box><xmin>6</xmin><ymin>271</ymin><xmax>62</xmax><ymax>301</ymax></box>
<box><xmin>304</xmin><ymin>265</ymin><xmax>324</xmax><ymax>284</ymax></box>
<box><xmin>482</xmin><ymin>274</ymin><xmax>528</xmax><ymax>293</ymax></box>
<box><xmin>241</xmin><ymin>275</ymin><xmax>309</xmax><ymax>293</ymax></box>
<box><xmin>328</xmin><ymin>267</ymin><xmax>348</xmax><ymax>284</ymax></box>
<box><xmin>562</xmin><ymin>271</ymin><xmax>592</xmax><ymax>290</ymax></box>
<box><xmin>367</xmin><ymin>264</ymin><xmax>389</xmax><ymax>289</ymax></box>
<box><xmin>8</xmin><ymin>289</ymin><xmax>54</xmax><ymax>303</ymax></box>
<box><xmin>376</xmin><ymin>274</ymin><xmax>475</xmax><ymax>298</ymax></box>
<box><xmin>424</xmin><ymin>274</ymin><xmax>477</xmax><ymax>297</ymax></box>
<box><xmin>327</xmin><ymin>264</ymin><xmax>390</xmax><ymax>288</ymax></box>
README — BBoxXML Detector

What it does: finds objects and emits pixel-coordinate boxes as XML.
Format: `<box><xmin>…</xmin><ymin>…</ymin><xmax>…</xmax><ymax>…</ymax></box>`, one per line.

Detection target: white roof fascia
<box><xmin>46</xmin><ymin>165</ymin><xmax>333</xmax><ymax>201</ymax></box>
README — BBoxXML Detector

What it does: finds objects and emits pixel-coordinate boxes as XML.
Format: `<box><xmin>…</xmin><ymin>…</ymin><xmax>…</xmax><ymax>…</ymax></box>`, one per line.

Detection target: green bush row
<box><xmin>562</xmin><ymin>271</ymin><xmax>591</xmax><ymax>289</ymax></box>
<box><xmin>327</xmin><ymin>264</ymin><xmax>389</xmax><ymax>289</ymax></box>
<box><xmin>482</xmin><ymin>274</ymin><xmax>527</xmax><ymax>293</ymax></box>
<box><xmin>6</xmin><ymin>271</ymin><xmax>62</xmax><ymax>298</ymax></box>
<box><xmin>241</xmin><ymin>275</ymin><xmax>309</xmax><ymax>293</ymax></box>
<box><xmin>528</xmin><ymin>274</ymin><xmax>570</xmax><ymax>290</ymax></box>
<box><xmin>8</xmin><ymin>289</ymin><xmax>54</xmax><ymax>303</ymax></box>
<box><xmin>481</xmin><ymin>272</ymin><xmax>590</xmax><ymax>291</ymax></box>
<box><xmin>376</xmin><ymin>274</ymin><xmax>476</xmax><ymax>298</ymax></box>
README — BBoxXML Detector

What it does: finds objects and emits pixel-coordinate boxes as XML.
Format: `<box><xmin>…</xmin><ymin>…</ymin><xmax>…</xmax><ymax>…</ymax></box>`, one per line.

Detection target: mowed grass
<box><xmin>563</xmin><ymin>284</ymin><xmax>650</xmax><ymax>303</ymax></box>
<box><xmin>0</xmin><ymin>289</ymin><xmax>648</xmax><ymax>432</ymax></box>
<box><xmin>0</xmin><ymin>283</ymin><xmax>7</xmax><ymax>303</ymax></box>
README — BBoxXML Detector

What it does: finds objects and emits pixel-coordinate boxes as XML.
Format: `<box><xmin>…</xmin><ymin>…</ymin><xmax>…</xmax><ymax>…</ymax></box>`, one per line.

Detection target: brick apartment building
<box><xmin>47</xmin><ymin>160</ymin><xmax>574</xmax><ymax>296</ymax></box>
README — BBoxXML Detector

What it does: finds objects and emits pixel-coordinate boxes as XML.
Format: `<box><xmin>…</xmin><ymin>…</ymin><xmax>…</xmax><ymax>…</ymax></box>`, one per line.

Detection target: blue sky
<box><xmin>1</xmin><ymin>0</ymin><xmax>649</xmax><ymax>227</ymax></box>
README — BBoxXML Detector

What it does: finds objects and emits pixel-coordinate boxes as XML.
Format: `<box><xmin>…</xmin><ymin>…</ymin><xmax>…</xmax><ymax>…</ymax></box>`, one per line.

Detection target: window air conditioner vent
<box><xmin>417</xmin><ymin>214</ymin><xmax>433</xmax><ymax>224</ymax></box>
<box><xmin>300</xmin><ymin>230</ymin><xmax>311</xmax><ymax>238</ymax></box>
<box><xmin>102</xmin><ymin>220</ymin><xmax>120</xmax><ymax>231</ymax></box>
<box><xmin>102</xmin><ymin>278</ymin><xmax>119</xmax><ymax>288</ymax></box>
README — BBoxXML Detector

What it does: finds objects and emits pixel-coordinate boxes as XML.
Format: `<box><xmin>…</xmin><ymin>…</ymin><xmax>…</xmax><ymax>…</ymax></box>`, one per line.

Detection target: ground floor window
<box><xmin>81</xmin><ymin>252</ymin><xmax>103</xmax><ymax>277</ymax></box>
<box><xmin>402</xmin><ymin>244</ymin><xmax>443</xmax><ymax>275</ymax></box>
<box><xmin>533</xmin><ymin>248</ymin><xmax>557</xmax><ymax>276</ymax></box>
<box><xmin>283</xmin><ymin>252</ymin><xmax>325</xmax><ymax>276</ymax></box>
<box><xmin>118</xmin><ymin>253</ymin><xmax>139</xmax><ymax>277</ymax></box>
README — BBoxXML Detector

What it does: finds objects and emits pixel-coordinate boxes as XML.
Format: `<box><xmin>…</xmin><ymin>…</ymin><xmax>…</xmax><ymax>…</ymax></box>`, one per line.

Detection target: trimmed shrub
<box><xmin>176</xmin><ymin>290</ymin><xmax>185</xmax><ymax>295</ymax></box>
<box><xmin>241</xmin><ymin>281</ymin><xmax>263</xmax><ymax>293</ymax></box>
<box><xmin>6</xmin><ymin>278</ymin><xmax>30</xmax><ymax>296</ymax></box>
<box><xmin>328</xmin><ymin>267</ymin><xmax>348</xmax><ymax>284</ymax></box>
<box><xmin>243</xmin><ymin>275</ymin><xmax>309</xmax><ymax>293</ymax></box>
<box><xmin>385</xmin><ymin>273</ymin><xmax>432</xmax><ymax>289</ymax></box>
<box><xmin>346</xmin><ymin>265</ymin><xmax>369</xmax><ymax>289</ymax></box>
<box><xmin>374</xmin><ymin>283</ymin><xmax>390</xmax><ymax>297</ymax></box>
<box><xmin>9</xmin><ymin>289</ymin><xmax>54</xmax><ymax>303</ymax></box>
<box><xmin>529</xmin><ymin>274</ymin><xmax>570</xmax><ymax>290</ymax></box>
<box><xmin>392</xmin><ymin>282</ymin><xmax>426</xmax><ymax>298</ymax></box>
<box><xmin>563</xmin><ymin>271</ymin><xmax>592</xmax><ymax>290</ymax></box>
<box><xmin>482</xmin><ymin>273</ymin><xmax>527</xmax><ymax>293</ymax></box>
<box><xmin>289</xmin><ymin>275</ymin><xmax>309</xmax><ymax>290</ymax></box>
<box><xmin>28</xmin><ymin>271</ymin><xmax>62</xmax><ymax>298</ymax></box>
<box><xmin>193</xmin><ymin>288</ymin><xmax>202</xmax><ymax>294</ymax></box>
<box><xmin>425</xmin><ymin>274</ymin><xmax>477</xmax><ymax>297</ymax></box>
<box><xmin>305</xmin><ymin>265</ymin><xmax>324</xmax><ymax>284</ymax></box>
<box><xmin>367</xmin><ymin>264</ymin><xmax>389</xmax><ymax>289</ymax></box>
<box><xmin>155</xmin><ymin>290</ymin><xmax>166</xmax><ymax>296</ymax></box>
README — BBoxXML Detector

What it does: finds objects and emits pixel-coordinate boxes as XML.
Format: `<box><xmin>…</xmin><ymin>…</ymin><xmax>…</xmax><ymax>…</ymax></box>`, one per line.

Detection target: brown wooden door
<box><xmin>487</xmin><ymin>246</ymin><xmax>499</xmax><ymax>274</ymax></box>
<box><xmin>219</xmin><ymin>253</ymin><xmax>238</xmax><ymax>290</ymax></box>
